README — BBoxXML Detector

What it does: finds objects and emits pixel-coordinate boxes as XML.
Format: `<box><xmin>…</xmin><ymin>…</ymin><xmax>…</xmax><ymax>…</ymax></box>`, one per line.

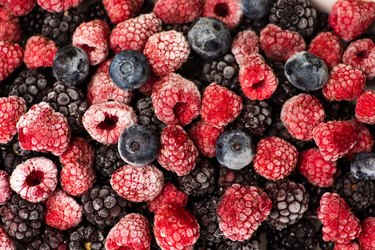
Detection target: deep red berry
<box><xmin>232</xmin><ymin>29</ymin><xmax>259</xmax><ymax>66</ymax></box>
<box><xmin>0</xmin><ymin>41</ymin><xmax>23</xmax><ymax>81</ymax></box>
<box><xmin>308</xmin><ymin>32</ymin><xmax>343</xmax><ymax>69</ymax></box>
<box><xmin>0</xmin><ymin>8</ymin><xmax>21</xmax><ymax>42</ymax></box>
<box><xmin>147</xmin><ymin>182</ymin><xmax>188</xmax><ymax>213</ymax></box>
<box><xmin>153</xmin><ymin>0</ymin><xmax>202</xmax><ymax>24</ymax></box>
<box><xmin>37</xmin><ymin>0</ymin><xmax>82</xmax><ymax>12</ymax></box>
<box><xmin>103</xmin><ymin>0</ymin><xmax>143</xmax><ymax>24</ymax></box>
<box><xmin>1</xmin><ymin>0</ymin><xmax>35</xmax><ymax>16</ymax></box>
<box><xmin>334</xmin><ymin>242</ymin><xmax>360</xmax><ymax>250</ymax></box>
<box><xmin>24</xmin><ymin>35</ymin><xmax>58</xmax><ymax>69</ymax></box>
<box><xmin>60</xmin><ymin>137</ymin><xmax>94</xmax><ymax>168</ymax></box>
<box><xmin>358</xmin><ymin>217</ymin><xmax>375</xmax><ymax>250</ymax></box>
<box><xmin>0</xmin><ymin>96</ymin><xmax>26</xmax><ymax>144</ymax></box>
<box><xmin>203</xmin><ymin>0</ymin><xmax>243</xmax><ymax>30</ymax></box>
<box><xmin>355</xmin><ymin>91</ymin><xmax>375</xmax><ymax>125</ymax></box>
<box><xmin>0</xmin><ymin>225</ymin><xmax>15</xmax><ymax>250</ymax></box>
<box><xmin>0</xmin><ymin>171</ymin><xmax>12</xmax><ymax>206</ymax></box>
<box><xmin>346</xmin><ymin>122</ymin><xmax>374</xmax><ymax>159</ymax></box>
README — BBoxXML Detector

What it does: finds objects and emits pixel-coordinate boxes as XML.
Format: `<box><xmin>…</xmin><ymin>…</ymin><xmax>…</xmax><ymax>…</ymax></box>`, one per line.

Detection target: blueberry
<box><xmin>350</xmin><ymin>152</ymin><xmax>375</xmax><ymax>180</ymax></box>
<box><xmin>284</xmin><ymin>51</ymin><xmax>329</xmax><ymax>91</ymax></box>
<box><xmin>118</xmin><ymin>125</ymin><xmax>159</xmax><ymax>166</ymax></box>
<box><xmin>242</xmin><ymin>0</ymin><xmax>273</xmax><ymax>19</ymax></box>
<box><xmin>216</xmin><ymin>130</ymin><xmax>255</xmax><ymax>170</ymax></box>
<box><xmin>187</xmin><ymin>17</ymin><xmax>231</xmax><ymax>60</ymax></box>
<box><xmin>109</xmin><ymin>50</ymin><xmax>150</xmax><ymax>91</ymax></box>
<box><xmin>53</xmin><ymin>45</ymin><xmax>89</xmax><ymax>86</ymax></box>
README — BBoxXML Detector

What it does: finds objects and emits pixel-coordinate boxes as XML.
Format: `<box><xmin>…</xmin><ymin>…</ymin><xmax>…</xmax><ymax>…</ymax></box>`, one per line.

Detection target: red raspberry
<box><xmin>253</xmin><ymin>136</ymin><xmax>298</xmax><ymax>180</ymax></box>
<box><xmin>0</xmin><ymin>225</ymin><xmax>15</xmax><ymax>250</ymax></box>
<box><xmin>317</xmin><ymin>192</ymin><xmax>361</xmax><ymax>244</ymax></box>
<box><xmin>147</xmin><ymin>182</ymin><xmax>188</xmax><ymax>213</ymax></box>
<box><xmin>16</xmin><ymin>102</ymin><xmax>71</xmax><ymax>156</ymax></box>
<box><xmin>343</xmin><ymin>38</ymin><xmax>375</xmax><ymax>79</ymax></box>
<box><xmin>144</xmin><ymin>30</ymin><xmax>190</xmax><ymax>77</ymax></box>
<box><xmin>82</xmin><ymin>101</ymin><xmax>137</xmax><ymax>144</ymax></box>
<box><xmin>308</xmin><ymin>32</ymin><xmax>343</xmax><ymax>69</ymax></box>
<box><xmin>10</xmin><ymin>157</ymin><xmax>58</xmax><ymax>203</ymax></box>
<box><xmin>217</xmin><ymin>184</ymin><xmax>272</xmax><ymax>241</ymax></box>
<box><xmin>37</xmin><ymin>0</ymin><xmax>82</xmax><ymax>12</ymax></box>
<box><xmin>44</xmin><ymin>190</ymin><xmax>82</xmax><ymax>231</ymax></box>
<box><xmin>110</xmin><ymin>13</ymin><xmax>162</xmax><ymax>53</ymax></box>
<box><xmin>359</xmin><ymin>217</ymin><xmax>375</xmax><ymax>250</ymax></box>
<box><xmin>111</xmin><ymin>164</ymin><xmax>164</xmax><ymax>202</ymax></box>
<box><xmin>298</xmin><ymin>148</ymin><xmax>337</xmax><ymax>187</ymax></box>
<box><xmin>231</xmin><ymin>29</ymin><xmax>259</xmax><ymax>66</ymax></box>
<box><xmin>153</xmin><ymin>0</ymin><xmax>202</xmax><ymax>24</ymax></box>
<box><xmin>157</xmin><ymin>125</ymin><xmax>199</xmax><ymax>176</ymax></box>
<box><xmin>334</xmin><ymin>242</ymin><xmax>359</xmax><ymax>250</ymax></box>
<box><xmin>151</xmin><ymin>73</ymin><xmax>200</xmax><ymax>126</ymax></box>
<box><xmin>154</xmin><ymin>205</ymin><xmax>200</xmax><ymax>249</ymax></box>
<box><xmin>0</xmin><ymin>171</ymin><xmax>12</xmax><ymax>206</ymax></box>
<box><xmin>0</xmin><ymin>7</ymin><xmax>21</xmax><ymax>42</ymax></box>
<box><xmin>103</xmin><ymin>0</ymin><xmax>143</xmax><ymax>24</ymax></box>
<box><xmin>323</xmin><ymin>64</ymin><xmax>366</xmax><ymax>101</ymax></box>
<box><xmin>202</xmin><ymin>0</ymin><xmax>243</xmax><ymax>30</ymax></box>
<box><xmin>346</xmin><ymin>122</ymin><xmax>374</xmax><ymax>159</ymax></box>
<box><xmin>72</xmin><ymin>20</ymin><xmax>110</xmax><ymax>66</ymax></box>
<box><xmin>329</xmin><ymin>0</ymin><xmax>375</xmax><ymax>41</ymax></box>
<box><xmin>60</xmin><ymin>137</ymin><xmax>94</xmax><ymax>168</ymax></box>
<box><xmin>0</xmin><ymin>96</ymin><xmax>26</xmax><ymax>144</ymax></box>
<box><xmin>313</xmin><ymin>120</ymin><xmax>358</xmax><ymax>162</ymax></box>
<box><xmin>239</xmin><ymin>53</ymin><xmax>278</xmax><ymax>101</ymax></box>
<box><xmin>201</xmin><ymin>83</ymin><xmax>242</xmax><ymax>128</ymax></box>
<box><xmin>260</xmin><ymin>24</ymin><xmax>306</xmax><ymax>62</ymax></box>
<box><xmin>1</xmin><ymin>0</ymin><xmax>35</xmax><ymax>16</ymax></box>
<box><xmin>356</xmin><ymin>90</ymin><xmax>375</xmax><ymax>124</ymax></box>
<box><xmin>105</xmin><ymin>213</ymin><xmax>151</xmax><ymax>250</ymax></box>
<box><xmin>281</xmin><ymin>94</ymin><xmax>325</xmax><ymax>141</ymax></box>
<box><xmin>0</xmin><ymin>41</ymin><xmax>23</xmax><ymax>81</ymax></box>
<box><xmin>23</xmin><ymin>35</ymin><xmax>58</xmax><ymax>69</ymax></box>
<box><xmin>188</xmin><ymin>120</ymin><xmax>224</xmax><ymax>158</ymax></box>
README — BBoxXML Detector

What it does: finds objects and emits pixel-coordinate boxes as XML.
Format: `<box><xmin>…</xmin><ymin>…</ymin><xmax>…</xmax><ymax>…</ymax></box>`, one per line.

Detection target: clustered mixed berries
<box><xmin>0</xmin><ymin>0</ymin><xmax>375</xmax><ymax>249</ymax></box>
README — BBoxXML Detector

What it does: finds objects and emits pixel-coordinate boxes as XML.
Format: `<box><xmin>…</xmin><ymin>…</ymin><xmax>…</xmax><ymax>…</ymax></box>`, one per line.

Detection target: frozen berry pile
<box><xmin>0</xmin><ymin>0</ymin><xmax>375</xmax><ymax>249</ymax></box>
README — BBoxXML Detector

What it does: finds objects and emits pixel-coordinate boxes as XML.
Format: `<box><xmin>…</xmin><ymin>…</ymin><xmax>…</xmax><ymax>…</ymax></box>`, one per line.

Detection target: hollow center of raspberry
<box><xmin>214</xmin><ymin>3</ymin><xmax>229</xmax><ymax>17</ymax></box>
<box><xmin>26</xmin><ymin>170</ymin><xmax>44</xmax><ymax>186</ymax></box>
<box><xmin>80</xmin><ymin>44</ymin><xmax>96</xmax><ymax>54</ymax></box>
<box><xmin>174</xmin><ymin>102</ymin><xmax>189</xmax><ymax>121</ymax></box>
<box><xmin>357</xmin><ymin>50</ymin><xmax>369</xmax><ymax>59</ymax></box>
<box><xmin>252</xmin><ymin>79</ymin><xmax>266</xmax><ymax>90</ymax></box>
<box><xmin>98</xmin><ymin>114</ymin><xmax>118</xmax><ymax>130</ymax></box>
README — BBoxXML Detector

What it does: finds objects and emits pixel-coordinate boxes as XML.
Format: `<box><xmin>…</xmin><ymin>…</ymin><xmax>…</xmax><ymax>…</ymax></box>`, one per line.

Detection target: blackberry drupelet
<box><xmin>86</xmin><ymin>1</ymin><xmax>111</xmax><ymax>25</ymax></box>
<box><xmin>93</xmin><ymin>143</ymin><xmax>125</xmax><ymax>179</ymax></box>
<box><xmin>136</xmin><ymin>97</ymin><xmax>165</xmax><ymax>135</ymax></box>
<box><xmin>27</xmin><ymin>227</ymin><xmax>67</xmax><ymax>250</ymax></box>
<box><xmin>19</xmin><ymin>6</ymin><xmax>47</xmax><ymax>37</ymax></box>
<box><xmin>163</xmin><ymin>23</ymin><xmax>191</xmax><ymax>36</ymax></box>
<box><xmin>217</xmin><ymin>238</ymin><xmax>261</xmax><ymax>250</ymax></box>
<box><xmin>69</xmin><ymin>225</ymin><xmax>106</xmax><ymax>250</ymax></box>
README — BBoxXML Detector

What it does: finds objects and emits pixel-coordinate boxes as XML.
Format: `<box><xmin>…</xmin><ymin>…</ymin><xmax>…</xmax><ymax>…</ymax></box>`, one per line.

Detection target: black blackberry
<box><xmin>136</xmin><ymin>97</ymin><xmax>165</xmax><ymax>135</ymax></box>
<box><xmin>269</xmin><ymin>0</ymin><xmax>317</xmax><ymax>37</ymax></box>
<box><xmin>19</xmin><ymin>6</ymin><xmax>47</xmax><ymax>37</ymax></box>
<box><xmin>42</xmin><ymin>82</ymin><xmax>88</xmax><ymax>134</ymax></box>
<box><xmin>93</xmin><ymin>143</ymin><xmax>125</xmax><ymax>179</ymax></box>
<box><xmin>0</xmin><ymin>194</ymin><xmax>44</xmax><ymax>242</ymax></box>
<box><xmin>27</xmin><ymin>227</ymin><xmax>67</xmax><ymax>250</ymax></box>
<box><xmin>217</xmin><ymin>238</ymin><xmax>261</xmax><ymax>250</ymax></box>
<box><xmin>69</xmin><ymin>225</ymin><xmax>106</xmax><ymax>250</ymax></box>
<box><xmin>86</xmin><ymin>1</ymin><xmax>111</xmax><ymax>25</ymax></box>
<box><xmin>163</xmin><ymin>23</ymin><xmax>191</xmax><ymax>36</ymax></box>
<box><xmin>42</xmin><ymin>9</ymin><xmax>84</xmax><ymax>47</ymax></box>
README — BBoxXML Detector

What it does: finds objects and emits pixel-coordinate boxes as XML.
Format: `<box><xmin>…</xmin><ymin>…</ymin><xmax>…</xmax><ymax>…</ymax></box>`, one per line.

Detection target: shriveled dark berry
<box><xmin>19</xmin><ymin>6</ymin><xmax>47</xmax><ymax>37</ymax></box>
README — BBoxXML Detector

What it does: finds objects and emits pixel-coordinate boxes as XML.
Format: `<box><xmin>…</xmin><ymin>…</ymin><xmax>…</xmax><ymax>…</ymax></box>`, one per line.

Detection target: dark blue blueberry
<box><xmin>242</xmin><ymin>0</ymin><xmax>273</xmax><ymax>19</ymax></box>
<box><xmin>284</xmin><ymin>51</ymin><xmax>329</xmax><ymax>91</ymax></box>
<box><xmin>109</xmin><ymin>50</ymin><xmax>150</xmax><ymax>91</ymax></box>
<box><xmin>216</xmin><ymin>130</ymin><xmax>255</xmax><ymax>170</ymax></box>
<box><xmin>187</xmin><ymin>17</ymin><xmax>231</xmax><ymax>60</ymax></box>
<box><xmin>118</xmin><ymin>125</ymin><xmax>159</xmax><ymax>166</ymax></box>
<box><xmin>53</xmin><ymin>45</ymin><xmax>89</xmax><ymax>86</ymax></box>
<box><xmin>350</xmin><ymin>152</ymin><xmax>375</xmax><ymax>180</ymax></box>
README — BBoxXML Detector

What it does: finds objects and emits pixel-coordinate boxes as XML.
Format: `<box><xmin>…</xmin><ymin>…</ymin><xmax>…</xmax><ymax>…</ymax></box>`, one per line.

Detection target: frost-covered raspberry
<box><xmin>346</xmin><ymin>122</ymin><xmax>374</xmax><ymax>159</ymax></box>
<box><xmin>231</xmin><ymin>29</ymin><xmax>259</xmax><ymax>66</ymax></box>
<box><xmin>0</xmin><ymin>171</ymin><xmax>12</xmax><ymax>206</ymax></box>
<box><xmin>154</xmin><ymin>0</ymin><xmax>202</xmax><ymax>24</ymax></box>
<box><xmin>355</xmin><ymin>91</ymin><xmax>375</xmax><ymax>125</ymax></box>
<box><xmin>147</xmin><ymin>182</ymin><xmax>188</xmax><ymax>213</ymax></box>
<box><xmin>0</xmin><ymin>96</ymin><xmax>26</xmax><ymax>144</ymax></box>
<box><xmin>203</xmin><ymin>0</ymin><xmax>243</xmax><ymax>30</ymax></box>
<box><xmin>0</xmin><ymin>8</ymin><xmax>21</xmax><ymax>42</ymax></box>
<box><xmin>24</xmin><ymin>35</ymin><xmax>58</xmax><ymax>69</ymax></box>
<box><xmin>0</xmin><ymin>225</ymin><xmax>15</xmax><ymax>250</ymax></box>
<box><xmin>103</xmin><ymin>0</ymin><xmax>143</xmax><ymax>24</ymax></box>
<box><xmin>359</xmin><ymin>217</ymin><xmax>375</xmax><ymax>250</ymax></box>
<box><xmin>308</xmin><ymin>32</ymin><xmax>343</xmax><ymax>69</ymax></box>
<box><xmin>37</xmin><ymin>0</ymin><xmax>82</xmax><ymax>12</ymax></box>
<box><xmin>0</xmin><ymin>41</ymin><xmax>23</xmax><ymax>81</ymax></box>
<box><xmin>1</xmin><ymin>0</ymin><xmax>35</xmax><ymax>16</ymax></box>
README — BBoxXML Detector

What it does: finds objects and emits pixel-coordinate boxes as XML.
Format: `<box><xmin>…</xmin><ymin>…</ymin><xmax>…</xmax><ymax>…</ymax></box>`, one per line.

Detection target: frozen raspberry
<box><xmin>154</xmin><ymin>0</ymin><xmax>202</xmax><ymax>24</ymax></box>
<box><xmin>144</xmin><ymin>30</ymin><xmax>190</xmax><ymax>77</ymax></box>
<box><xmin>217</xmin><ymin>184</ymin><xmax>272</xmax><ymax>241</ymax></box>
<box><xmin>313</xmin><ymin>120</ymin><xmax>358</xmax><ymax>162</ymax></box>
<box><xmin>23</xmin><ymin>35</ymin><xmax>58</xmax><ymax>69</ymax></box>
<box><xmin>82</xmin><ymin>101</ymin><xmax>137</xmax><ymax>145</ymax></box>
<box><xmin>355</xmin><ymin>91</ymin><xmax>375</xmax><ymax>124</ymax></box>
<box><xmin>111</xmin><ymin>164</ymin><xmax>164</xmax><ymax>202</ymax></box>
<box><xmin>0</xmin><ymin>96</ymin><xmax>26</xmax><ymax>144</ymax></box>
<box><xmin>359</xmin><ymin>217</ymin><xmax>375</xmax><ymax>250</ymax></box>
<box><xmin>329</xmin><ymin>0</ymin><xmax>375</xmax><ymax>41</ymax></box>
<box><xmin>298</xmin><ymin>148</ymin><xmax>337</xmax><ymax>187</ymax></box>
<box><xmin>1</xmin><ymin>0</ymin><xmax>35</xmax><ymax>16</ymax></box>
<box><xmin>343</xmin><ymin>38</ymin><xmax>375</xmax><ymax>79</ymax></box>
<box><xmin>308</xmin><ymin>32</ymin><xmax>343</xmax><ymax>69</ymax></box>
<box><xmin>281</xmin><ymin>94</ymin><xmax>325</xmax><ymax>141</ymax></box>
<box><xmin>110</xmin><ymin>13</ymin><xmax>162</xmax><ymax>53</ymax></box>
<box><xmin>323</xmin><ymin>64</ymin><xmax>366</xmax><ymax>101</ymax></box>
<box><xmin>0</xmin><ymin>41</ymin><xmax>23</xmax><ymax>81</ymax></box>
<box><xmin>44</xmin><ymin>190</ymin><xmax>82</xmax><ymax>231</ymax></box>
<box><xmin>201</xmin><ymin>84</ymin><xmax>242</xmax><ymax>128</ymax></box>
<box><xmin>10</xmin><ymin>157</ymin><xmax>58</xmax><ymax>203</ymax></box>
<box><xmin>0</xmin><ymin>225</ymin><xmax>15</xmax><ymax>250</ymax></box>
<box><xmin>151</xmin><ymin>73</ymin><xmax>200</xmax><ymax>126</ymax></box>
<box><xmin>147</xmin><ymin>182</ymin><xmax>188</xmax><ymax>213</ymax></box>
<box><xmin>154</xmin><ymin>205</ymin><xmax>200</xmax><ymax>249</ymax></box>
<box><xmin>239</xmin><ymin>53</ymin><xmax>278</xmax><ymax>101</ymax></box>
<box><xmin>203</xmin><ymin>0</ymin><xmax>243</xmax><ymax>30</ymax></box>
<box><xmin>37</xmin><ymin>0</ymin><xmax>82</xmax><ymax>12</ymax></box>
<box><xmin>346</xmin><ymin>122</ymin><xmax>374</xmax><ymax>159</ymax></box>
<box><xmin>0</xmin><ymin>171</ymin><xmax>12</xmax><ymax>206</ymax></box>
<box><xmin>260</xmin><ymin>24</ymin><xmax>306</xmax><ymax>62</ymax></box>
<box><xmin>103</xmin><ymin>0</ymin><xmax>143</xmax><ymax>24</ymax></box>
<box><xmin>105</xmin><ymin>213</ymin><xmax>151</xmax><ymax>250</ymax></box>
<box><xmin>231</xmin><ymin>29</ymin><xmax>259</xmax><ymax>66</ymax></box>
<box><xmin>334</xmin><ymin>242</ymin><xmax>359</xmax><ymax>250</ymax></box>
<box><xmin>16</xmin><ymin>102</ymin><xmax>71</xmax><ymax>156</ymax></box>
<box><xmin>0</xmin><ymin>8</ymin><xmax>21</xmax><ymax>42</ymax></box>
<box><xmin>60</xmin><ymin>137</ymin><xmax>94</xmax><ymax>168</ymax></box>
<box><xmin>317</xmin><ymin>192</ymin><xmax>361</xmax><ymax>244</ymax></box>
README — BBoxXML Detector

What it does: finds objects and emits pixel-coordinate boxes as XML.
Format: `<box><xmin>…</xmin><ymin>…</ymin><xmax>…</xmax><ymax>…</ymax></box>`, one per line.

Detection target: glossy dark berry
<box><xmin>350</xmin><ymin>152</ymin><xmax>375</xmax><ymax>180</ymax></box>
<box><xmin>242</xmin><ymin>0</ymin><xmax>273</xmax><ymax>20</ymax></box>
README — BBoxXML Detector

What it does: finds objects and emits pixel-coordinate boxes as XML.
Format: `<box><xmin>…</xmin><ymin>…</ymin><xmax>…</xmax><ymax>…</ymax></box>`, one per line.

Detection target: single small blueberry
<box><xmin>350</xmin><ymin>152</ymin><xmax>375</xmax><ymax>180</ymax></box>
<box><xmin>242</xmin><ymin>0</ymin><xmax>273</xmax><ymax>19</ymax></box>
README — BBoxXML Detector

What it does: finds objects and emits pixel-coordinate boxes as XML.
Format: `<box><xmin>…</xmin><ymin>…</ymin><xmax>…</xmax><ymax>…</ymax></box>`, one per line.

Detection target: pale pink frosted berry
<box><xmin>0</xmin><ymin>171</ymin><xmax>12</xmax><ymax>206</ymax></box>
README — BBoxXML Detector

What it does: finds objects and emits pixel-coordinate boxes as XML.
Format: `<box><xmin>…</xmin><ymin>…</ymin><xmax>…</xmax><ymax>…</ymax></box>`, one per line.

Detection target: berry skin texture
<box><xmin>24</xmin><ymin>35</ymin><xmax>58</xmax><ymax>69</ymax></box>
<box><xmin>16</xmin><ymin>102</ymin><xmax>71</xmax><ymax>156</ymax></box>
<box><xmin>231</xmin><ymin>29</ymin><xmax>259</xmax><ymax>66</ymax></box>
<box><xmin>153</xmin><ymin>0</ymin><xmax>202</xmax><ymax>24</ymax></box>
<box><xmin>260</xmin><ymin>24</ymin><xmax>306</xmax><ymax>62</ymax></box>
<box><xmin>317</xmin><ymin>192</ymin><xmax>361</xmax><ymax>244</ymax></box>
<box><xmin>0</xmin><ymin>8</ymin><xmax>21</xmax><ymax>42</ymax></box>
<box><xmin>253</xmin><ymin>136</ymin><xmax>298</xmax><ymax>180</ymax></box>
<box><xmin>0</xmin><ymin>96</ymin><xmax>26</xmax><ymax>144</ymax></box>
<box><xmin>82</xmin><ymin>101</ymin><xmax>137</xmax><ymax>145</ymax></box>
<box><xmin>151</xmin><ymin>73</ymin><xmax>200</xmax><ymax>126</ymax></box>
<box><xmin>60</xmin><ymin>137</ymin><xmax>94</xmax><ymax>168</ymax></box>
<box><xmin>143</xmin><ymin>30</ymin><xmax>190</xmax><ymax>77</ymax></box>
<box><xmin>0</xmin><ymin>225</ymin><xmax>15</xmax><ymax>250</ymax></box>
<box><xmin>105</xmin><ymin>213</ymin><xmax>151</xmax><ymax>250</ymax></box>
<box><xmin>323</xmin><ymin>64</ymin><xmax>366</xmax><ymax>101</ymax></box>
<box><xmin>308</xmin><ymin>32</ymin><xmax>343</xmax><ymax>69</ymax></box>
<box><xmin>0</xmin><ymin>171</ymin><xmax>12</xmax><ymax>206</ymax></box>
<box><xmin>201</xmin><ymin>84</ymin><xmax>242</xmax><ymax>128</ymax></box>
<box><xmin>154</xmin><ymin>205</ymin><xmax>200</xmax><ymax>250</ymax></box>
<box><xmin>103</xmin><ymin>0</ymin><xmax>143</xmax><ymax>24</ymax></box>
<box><xmin>203</xmin><ymin>0</ymin><xmax>243</xmax><ymax>30</ymax></box>
<box><xmin>217</xmin><ymin>184</ymin><xmax>272</xmax><ymax>241</ymax></box>
<box><xmin>359</xmin><ymin>217</ymin><xmax>375</xmax><ymax>250</ymax></box>
<box><xmin>356</xmin><ymin>91</ymin><xmax>375</xmax><ymax>125</ymax></box>
<box><xmin>281</xmin><ymin>94</ymin><xmax>325</xmax><ymax>141</ymax></box>
<box><xmin>346</xmin><ymin>122</ymin><xmax>374</xmax><ymax>159</ymax></box>
<box><xmin>157</xmin><ymin>125</ymin><xmax>199</xmax><ymax>176</ymax></box>
<box><xmin>147</xmin><ymin>182</ymin><xmax>188</xmax><ymax>213</ymax></box>
<box><xmin>0</xmin><ymin>41</ymin><xmax>23</xmax><ymax>81</ymax></box>
<box><xmin>1</xmin><ymin>0</ymin><xmax>35</xmax><ymax>16</ymax></box>
<box><xmin>37</xmin><ymin>0</ymin><xmax>82</xmax><ymax>12</ymax></box>
<box><xmin>334</xmin><ymin>242</ymin><xmax>359</xmax><ymax>250</ymax></box>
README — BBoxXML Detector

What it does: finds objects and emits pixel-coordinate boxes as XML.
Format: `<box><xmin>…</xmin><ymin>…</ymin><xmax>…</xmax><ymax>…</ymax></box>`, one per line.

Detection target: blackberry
<box><xmin>217</xmin><ymin>238</ymin><xmax>261</xmax><ymax>250</ymax></box>
<box><xmin>27</xmin><ymin>227</ymin><xmax>67</xmax><ymax>250</ymax></box>
<box><xmin>19</xmin><ymin>6</ymin><xmax>47</xmax><ymax>37</ymax></box>
<box><xmin>0</xmin><ymin>194</ymin><xmax>44</xmax><ymax>242</ymax></box>
<box><xmin>136</xmin><ymin>97</ymin><xmax>165</xmax><ymax>135</ymax></box>
<box><xmin>163</xmin><ymin>23</ymin><xmax>191</xmax><ymax>36</ymax></box>
<box><xmin>265</xmin><ymin>180</ymin><xmax>309</xmax><ymax>230</ymax></box>
<box><xmin>269</xmin><ymin>0</ymin><xmax>317</xmax><ymax>37</ymax></box>
<box><xmin>42</xmin><ymin>82</ymin><xmax>88</xmax><ymax>134</ymax></box>
<box><xmin>93</xmin><ymin>143</ymin><xmax>125</xmax><ymax>179</ymax></box>
<box><xmin>69</xmin><ymin>225</ymin><xmax>106</xmax><ymax>250</ymax></box>
<box><xmin>86</xmin><ymin>1</ymin><xmax>111</xmax><ymax>25</ymax></box>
